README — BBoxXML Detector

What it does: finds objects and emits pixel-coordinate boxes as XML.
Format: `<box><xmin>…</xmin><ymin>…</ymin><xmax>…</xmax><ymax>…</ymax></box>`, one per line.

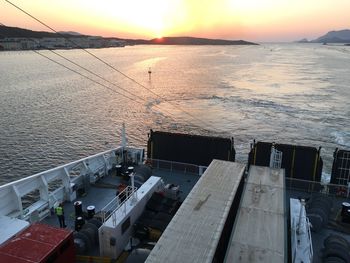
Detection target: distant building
<box><xmin>68</xmin><ymin>37</ymin><xmax>90</xmax><ymax>48</ymax></box>
<box><xmin>20</xmin><ymin>39</ymin><xmax>38</xmax><ymax>50</ymax></box>
<box><xmin>0</xmin><ymin>36</ymin><xmax>126</xmax><ymax>51</ymax></box>
<box><xmin>107</xmin><ymin>39</ymin><xmax>126</xmax><ymax>47</ymax></box>
<box><xmin>39</xmin><ymin>37</ymin><xmax>66</xmax><ymax>49</ymax></box>
<box><xmin>87</xmin><ymin>36</ymin><xmax>104</xmax><ymax>48</ymax></box>
<box><xmin>0</xmin><ymin>39</ymin><xmax>21</xmax><ymax>50</ymax></box>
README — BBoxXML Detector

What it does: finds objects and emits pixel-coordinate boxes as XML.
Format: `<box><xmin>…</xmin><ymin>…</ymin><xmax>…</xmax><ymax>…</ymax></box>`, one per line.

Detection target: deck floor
<box><xmin>225</xmin><ymin>166</ymin><xmax>286</xmax><ymax>263</ymax></box>
<box><xmin>40</xmin><ymin>165</ymin><xmax>350</xmax><ymax>262</ymax></box>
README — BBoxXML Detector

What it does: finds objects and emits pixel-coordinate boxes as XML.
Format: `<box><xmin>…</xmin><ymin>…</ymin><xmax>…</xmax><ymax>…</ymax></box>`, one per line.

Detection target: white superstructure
<box><xmin>0</xmin><ymin>145</ymin><xmax>144</xmax><ymax>244</ymax></box>
<box><xmin>99</xmin><ymin>176</ymin><xmax>164</xmax><ymax>258</ymax></box>
<box><xmin>290</xmin><ymin>198</ymin><xmax>313</xmax><ymax>263</ymax></box>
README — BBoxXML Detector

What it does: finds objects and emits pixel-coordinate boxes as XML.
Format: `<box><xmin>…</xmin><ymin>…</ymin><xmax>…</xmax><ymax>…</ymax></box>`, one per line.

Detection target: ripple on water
<box><xmin>0</xmin><ymin>44</ymin><xmax>349</xmax><ymax>185</ymax></box>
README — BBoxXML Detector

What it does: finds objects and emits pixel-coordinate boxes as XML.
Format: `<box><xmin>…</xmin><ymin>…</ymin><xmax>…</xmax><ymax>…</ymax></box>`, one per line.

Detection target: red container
<box><xmin>0</xmin><ymin>223</ymin><xmax>75</xmax><ymax>263</ymax></box>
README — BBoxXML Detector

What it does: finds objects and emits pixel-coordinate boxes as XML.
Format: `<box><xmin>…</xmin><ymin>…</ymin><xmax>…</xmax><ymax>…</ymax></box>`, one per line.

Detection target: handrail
<box><xmin>147</xmin><ymin>158</ymin><xmax>207</xmax><ymax>176</ymax></box>
<box><xmin>290</xmin><ymin>199</ymin><xmax>313</xmax><ymax>263</ymax></box>
<box><xmin>306</xmin><ymin>217</ymin><xmax>313</xmax><ymax>261</ymax></box>
<box><xmin>292</xmin><ymin>217</ymin><xmax>297</xmax><ymax>263</ymax></box>
<box><xmin>101</xmin><ymin>186</ymin><xmax>137</xmax><ymax>224</ymax></box>
<box><xmin>0</xmin><ymin>148</ymin><xmax>119</xmax><ymax>189</ymax></box>
<box><xmin>0</xmin><ymin>146</ymin><xmax>144</xmax><ymax>219</ymax></box>
<box><xmin>286</xmin><ymin>177</ymin><xmax>350</xmax><ymax>197</ymax></box>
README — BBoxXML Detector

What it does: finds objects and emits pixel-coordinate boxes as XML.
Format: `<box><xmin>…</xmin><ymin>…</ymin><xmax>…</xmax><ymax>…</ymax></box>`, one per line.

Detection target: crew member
<box><xmin>55</xmin><ymin>203</ymin><xmax>66</xmax><ymax>228</ymax></box>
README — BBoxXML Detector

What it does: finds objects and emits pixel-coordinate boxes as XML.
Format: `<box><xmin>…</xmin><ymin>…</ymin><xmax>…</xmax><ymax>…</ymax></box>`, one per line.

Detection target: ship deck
<box><xmin>42</xmin><ymin>164</ymin><xmax>201</xmax><ymax>254</ymax></box>
<box><xmin>40</xmin><ymin>163</ymin><xmax>350</xmax><ymax>262</ymax></box>
<box><xmin>146</xmin><ymin>160</ymin><xmax>246</xmax><ymax>263</ymax></box>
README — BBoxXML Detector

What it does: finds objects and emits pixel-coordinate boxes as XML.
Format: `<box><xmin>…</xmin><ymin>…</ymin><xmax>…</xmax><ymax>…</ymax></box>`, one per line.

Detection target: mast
<box><xmin>121</xmin><ymin>123</ymin><xmax>127</xmax><ymax>164</ymax></box>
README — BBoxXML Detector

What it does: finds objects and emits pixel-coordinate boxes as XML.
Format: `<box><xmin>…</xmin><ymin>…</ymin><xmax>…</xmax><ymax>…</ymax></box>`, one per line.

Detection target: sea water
<box><xmin>0</xmin><ymin>43</ymin><xmax>349</xmax><ymax>184</ymax></box>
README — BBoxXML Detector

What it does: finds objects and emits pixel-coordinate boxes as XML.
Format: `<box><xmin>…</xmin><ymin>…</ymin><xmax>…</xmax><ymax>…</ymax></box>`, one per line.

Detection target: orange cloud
<box><xmin>1</xmin><ymin>0</ymin><xmax>349</xmax><ymax>41</ymax></box>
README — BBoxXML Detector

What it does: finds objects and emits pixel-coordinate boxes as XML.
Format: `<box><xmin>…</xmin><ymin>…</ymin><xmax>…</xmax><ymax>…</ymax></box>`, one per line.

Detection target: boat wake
<box><xmin>331</xmin><ymin>131</ymin><xmax>350</xmax><ymax>148</ymax></box>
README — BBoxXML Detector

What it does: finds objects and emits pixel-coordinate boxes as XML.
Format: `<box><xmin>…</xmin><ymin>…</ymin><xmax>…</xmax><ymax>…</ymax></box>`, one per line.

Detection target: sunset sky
<box><xmin>1</xmin><ymin>0</ymin><xmax>349</xmax><ymax>42</ymax></box>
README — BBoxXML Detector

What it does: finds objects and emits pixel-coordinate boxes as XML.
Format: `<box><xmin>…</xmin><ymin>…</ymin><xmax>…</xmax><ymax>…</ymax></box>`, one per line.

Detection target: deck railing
<box><xmin>147</xmin><ymin>158</ymin><xmax>207</xmax><ymax>176</ymax></box>
<box><xmin>306</xmin><ymin>217</ymin><xmax>313</xmax><ymax>261</ymax></box>
<box><xmin>286</xmin><ymin>177</ymin><xmax>350</xmax><ymax>198</ymax></box>
<box><xmin>0</xmin><ymin>146</ymin><xmax>144</xmax><ymax>221</ymax></box>
<box><xmin>291</xmin><ymin>214</ymin><xmax>313</xmax><ymax>263</ymax></box>
<box><xmin>100</xmin><ymin>186</ymin><xmax>138</xmax><ymax>225</ymax></box>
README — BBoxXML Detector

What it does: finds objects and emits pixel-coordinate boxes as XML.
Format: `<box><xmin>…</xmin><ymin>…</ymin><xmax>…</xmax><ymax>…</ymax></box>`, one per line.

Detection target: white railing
<box><xmin>270</xmin><ymin>146</ymin><xmax>283</xmax><ymax>169</ymax></box>
<box><xmin>306</xmin><ymin>217</ymin><xmax>313</xmax><ymax>261</ymax></box>
<box><xmin>290</xmin><ymin>198</ymin><xmax>313</xmax><ymax>263</ymax></box>
<box><xmin>101</xmin><ymin>186</ymin><xmax>138</xmax><ymax>225</ymax></box>
<box><xmin>335</xmin><ymin>151</ymin><xmax>350</xmax><ymax>186</ymax></box>
<box><xmin>291</xmin><ymin>217</ymin><xmax>297</xmax><ymax>263</ymax></box>
<box><xmin>291</xmin><ymin>216</ymin><xmax>313</xmax><ymax>263</ymax></box>
<box><xmin>147</xmin><ymin>159</ymin><xmax>207</xmax><ymax>176</ymax></box>
<box><xmin>0</xmin><ymin>146</ymin><xmax>144</xmax><ymax>221</ymax></box>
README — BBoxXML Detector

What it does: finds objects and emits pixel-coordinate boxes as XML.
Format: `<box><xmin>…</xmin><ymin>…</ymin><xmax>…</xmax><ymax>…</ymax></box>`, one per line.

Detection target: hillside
<box><xmin>0</xmin><ymin>25</ymin><xmax>258</xmax><ymax>46</ymax></box>
<box><xmin>149</xmin><ymin>36</ymin><xmax>258</xmax><ymax>45</ymax></box>
<box><xmin>0</xmin><ymin>25</ymin><xmax>87</xmax><ymax>39</ymax></box>
<box><xmin>312</xmin><ymin>29</ymin><xmax>350</xmax><ymax>43</ymax></box>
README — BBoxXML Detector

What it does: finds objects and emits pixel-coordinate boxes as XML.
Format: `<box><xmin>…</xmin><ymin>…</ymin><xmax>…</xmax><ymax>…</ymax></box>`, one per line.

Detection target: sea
<box><xmin>0</xmin><ymin>43</ymin><xmax>349</xmax><ymax>185</ymax></box>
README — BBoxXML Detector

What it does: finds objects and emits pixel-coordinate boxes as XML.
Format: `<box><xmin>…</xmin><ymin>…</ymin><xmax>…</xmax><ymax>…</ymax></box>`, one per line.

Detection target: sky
<box><xmin>1</xmin><ymin>0</ymin><xmax>349</xmax><ymax>42</ymax></box>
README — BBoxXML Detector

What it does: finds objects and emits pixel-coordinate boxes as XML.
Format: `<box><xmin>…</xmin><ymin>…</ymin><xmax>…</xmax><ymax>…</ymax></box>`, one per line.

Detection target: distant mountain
<box><xmin>296</xmin><ymin>38</ymin><xmax>309</xmax><ymax>43</ymax></box>
<box><xmin>149</xmin><ymin>36</ymin><xmax>258</xmax><ymax>45</ymax></box>
<box><xmin>312</xmin><ymin>29</ymin><xmax>350</xmax><ymax>43</ymax></box>
<box><xmin>0</xmin><ymin>25</ymin><xmax>87</xmax><ymax>39</ymax></box>
<box><xmin>0</xmin><ymin>25</ymin><xmax>258</xmax><ymax>46</ymax></box>
<box><xmin>58</xmin><ymin>31</ymin><xmax>82</xmax><ymax>36</ymax></box>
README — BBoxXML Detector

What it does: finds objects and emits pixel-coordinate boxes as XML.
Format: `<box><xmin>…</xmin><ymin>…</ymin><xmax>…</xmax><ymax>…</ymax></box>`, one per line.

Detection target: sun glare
<box><xmin>104</xmin><ymin>0</ymin><xmax>173</xmax><ymax>38</ymax></box>
<box><xmin>4</xmin><ymin>0</ymin><xmax>349</xmax><ymax>41</ymax></box>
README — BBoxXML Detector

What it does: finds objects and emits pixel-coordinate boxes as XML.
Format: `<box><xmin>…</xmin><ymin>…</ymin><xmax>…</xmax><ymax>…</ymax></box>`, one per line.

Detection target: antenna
<box><xmin>121</xmin><ymin>123</ymin><xmax>127</xmax><ymax>165</ymax></box>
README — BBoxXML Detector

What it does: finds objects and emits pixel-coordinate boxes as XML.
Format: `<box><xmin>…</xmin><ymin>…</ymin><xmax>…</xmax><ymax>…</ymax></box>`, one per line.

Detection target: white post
<box><xmin>269</xmin><ymin>145</ymin><xmax>275</xmax><ymax>168</ymax></box>
<box><xmin>12</xmin><ymin>185</ymin><xmax>23</xmax><ymax>218</ymax></box>
<box><xmin>297</xmin><ymin>199</ymin><xmax>306</xmax><ymax>234</ymax></box>
<box><xmin>129</xmin><ymin>172</ymin><xmax>137</xmax><ymax>204</ymax></box>
<box><xmin>112</xmin><ymin>212</ymin><xmax>116</xmax><ymax>226</ymax></box>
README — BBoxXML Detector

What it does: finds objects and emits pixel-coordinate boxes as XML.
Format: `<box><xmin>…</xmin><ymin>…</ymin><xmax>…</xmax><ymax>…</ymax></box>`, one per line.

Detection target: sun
<box><xmin>102</xmin><ymin>0</ymin><xmax>170</xmax><ymax>38</ymax></box>
<box><xmin>154</xmin><ymin>37</ymin><xmax>165</xmax><ymax>43</ymax></box>
<box><xmin>73</xmin><ymin>0</ymin><xmax>189</xmax><ymax>38</ymax></box>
